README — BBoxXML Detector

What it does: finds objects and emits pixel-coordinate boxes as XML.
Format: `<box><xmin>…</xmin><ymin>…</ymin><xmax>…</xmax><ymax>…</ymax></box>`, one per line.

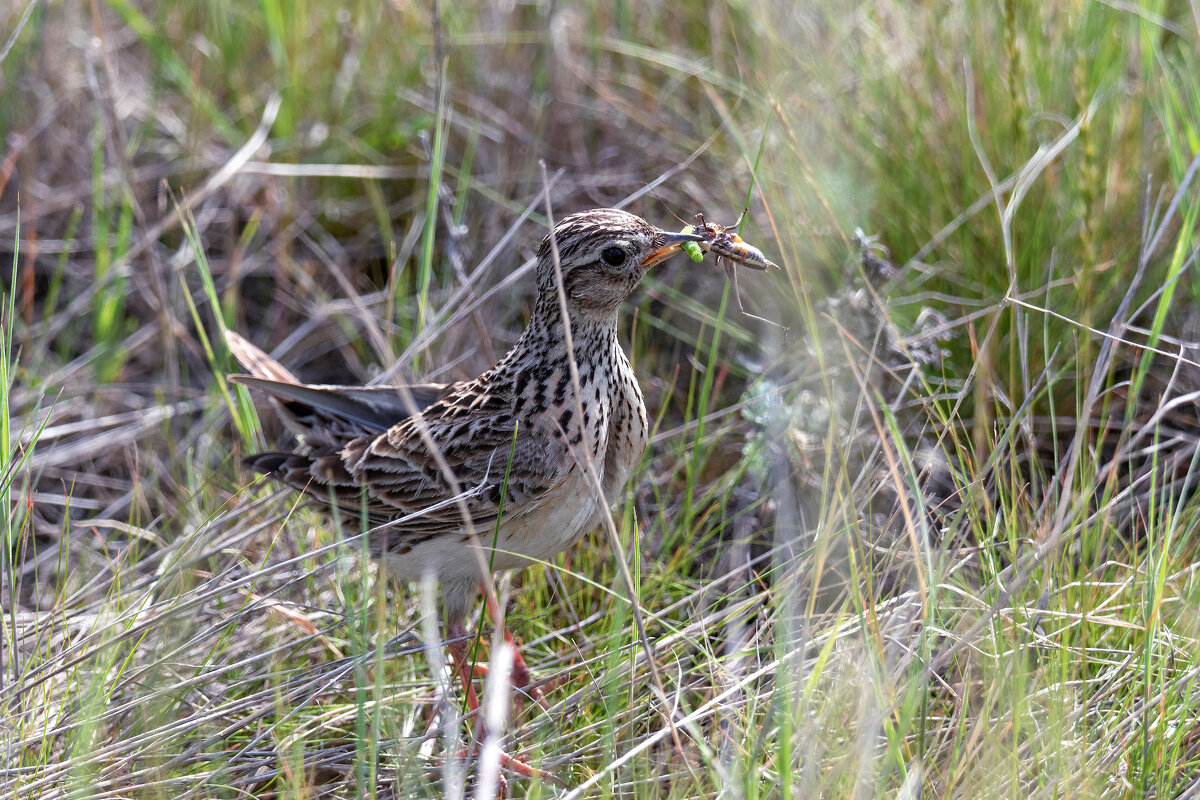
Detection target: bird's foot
<box><xmin>451</xmin><ymin>744</ymin><xmax>547</xmax><ymax>781</ymax></box>
<box><xmin>450</xmin><ymin>627</ymin><xmax>556</xmax><ymax>711</ymax></box>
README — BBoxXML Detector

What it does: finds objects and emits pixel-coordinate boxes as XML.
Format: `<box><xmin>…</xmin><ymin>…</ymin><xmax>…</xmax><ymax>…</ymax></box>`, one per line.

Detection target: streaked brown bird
<box><xmin>227</xmin><ymin>209</ymin><xmax>703</xmax><ymax>724</ymax></box>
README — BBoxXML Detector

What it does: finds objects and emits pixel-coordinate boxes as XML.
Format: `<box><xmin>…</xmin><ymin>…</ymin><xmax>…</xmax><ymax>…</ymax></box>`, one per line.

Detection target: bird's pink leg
<box><xmin>445</xmin><ymin>620</ymin><xmax>549</xmax><ymax>784</ymax></box>
<box><xmin>477</xmin><ymin>583</ymin><xmax>548</xmax><ymax>704</ymax></box>
<box><xmin>445</xmin><ymin>621</ymin><xmax>481</xmax><ymax>713</ymax></box>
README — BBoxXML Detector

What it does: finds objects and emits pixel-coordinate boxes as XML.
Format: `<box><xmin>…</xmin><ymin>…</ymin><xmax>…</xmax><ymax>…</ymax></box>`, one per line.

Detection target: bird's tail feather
<box><xmin>225</xmin><ymin>330</ymin><xmax>301</xmax><ymax>384</ymax></box>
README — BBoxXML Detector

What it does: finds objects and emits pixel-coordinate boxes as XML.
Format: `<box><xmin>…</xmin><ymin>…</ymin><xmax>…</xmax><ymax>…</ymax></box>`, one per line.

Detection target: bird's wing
<box><xmin>248</xmin><ymin>391</ymin><xmax>573</xmax><ymax>539</ymax></box>
<box><xmin>230</xmin><ymin>331</ymin><xmax>576</xmax><ymax>538</ymax></box>
<box><xmin>340</xmin><ymin>386</ymin><xmax>573</xmax><ymax>538</ymax></box>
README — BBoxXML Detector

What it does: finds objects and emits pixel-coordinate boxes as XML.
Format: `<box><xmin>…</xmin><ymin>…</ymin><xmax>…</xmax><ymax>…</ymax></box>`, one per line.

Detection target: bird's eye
<box><xmin>600</xmin><ymin>246</ymin><xmax>627</xmax><ymax>266</ymax></box>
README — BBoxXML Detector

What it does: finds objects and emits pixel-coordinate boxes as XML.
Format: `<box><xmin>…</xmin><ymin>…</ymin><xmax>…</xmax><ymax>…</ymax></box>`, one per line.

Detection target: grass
<box><xmin>3</xmin><ymin>1</ymin><xmax>1200</xmax><ymax>797</ymax></box>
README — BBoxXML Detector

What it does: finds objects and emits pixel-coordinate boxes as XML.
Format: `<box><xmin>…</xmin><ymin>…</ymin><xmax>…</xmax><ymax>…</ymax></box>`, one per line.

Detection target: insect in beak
<box><xmin>686</xmin><ymin>211</ymin><xmax>788</xmax><ymax>332</ymax></box>
<box><xmin>641</xmin><ymin>230</ymin><xmax>708</xmax><ymax>269</ymax></box>
<box><xmin>689</xmin><ymin>213</ymin><xmax>780</xmax><ymax>271</ymax></box>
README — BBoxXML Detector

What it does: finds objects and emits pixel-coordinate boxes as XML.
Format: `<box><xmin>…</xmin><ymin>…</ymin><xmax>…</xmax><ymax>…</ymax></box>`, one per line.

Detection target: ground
<box><xmin>3</xmin><ymin>2</ymin><xmax>1200</xmax><ymax>798</ymax></box>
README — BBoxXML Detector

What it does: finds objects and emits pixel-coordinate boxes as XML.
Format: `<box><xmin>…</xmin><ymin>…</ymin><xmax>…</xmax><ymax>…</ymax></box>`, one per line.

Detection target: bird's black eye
<box><xmin>600</xmin><ymin>246</ymin><xmax>627</xmax><ymax>266</ymax></box>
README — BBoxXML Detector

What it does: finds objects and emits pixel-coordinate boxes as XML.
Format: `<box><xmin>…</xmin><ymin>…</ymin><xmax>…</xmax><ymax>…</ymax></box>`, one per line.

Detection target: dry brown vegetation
<box><xmin>4</xmin><ymin>2</ymin><xmax>1200</xmax><ymax>798</ymax></box>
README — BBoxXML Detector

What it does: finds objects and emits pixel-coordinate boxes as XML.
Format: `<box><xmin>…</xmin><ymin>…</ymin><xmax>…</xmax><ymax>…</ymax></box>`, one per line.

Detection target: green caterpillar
<box><xmin>680</xmin><ymin>225</ymin><xmax>706</xmax><ymax>262</ymax></box>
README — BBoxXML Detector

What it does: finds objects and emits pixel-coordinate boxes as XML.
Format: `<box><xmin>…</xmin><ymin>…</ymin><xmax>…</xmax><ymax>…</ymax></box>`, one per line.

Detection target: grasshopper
<box><xmin>681</xmin><ymin>211</ymin><xmax>786</xmax><ymax>331</ymax></box>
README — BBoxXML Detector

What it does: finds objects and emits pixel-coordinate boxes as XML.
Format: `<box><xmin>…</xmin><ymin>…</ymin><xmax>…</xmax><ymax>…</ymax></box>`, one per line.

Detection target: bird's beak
<box><xmin>641</xmin><ymin>230</ymin><xmax>706</xmax><ymax>269</ymax></box>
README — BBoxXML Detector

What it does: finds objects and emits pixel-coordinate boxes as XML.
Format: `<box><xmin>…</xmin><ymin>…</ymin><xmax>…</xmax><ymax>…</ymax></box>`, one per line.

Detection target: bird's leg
<box><xmin>504</xmin><ymin>628</ymin><xmax>536</xmax><ymax>700</ymax></box>
<box><xmin>445</xmin><ymin>619</ymin><xmax>550</xmax><ymax>784</ymax></box>
<box><xmin>479</xmin><ymin>582</ymin><xmax>552</xmax><ymax>706</ymax></box>
<box><xmin>445</xmin><ymin>620</ymin><xmax>482</xmax><ymax>713</ymax></box>
<box><xmin>447</xmin><ymin>599</ymin><xmax>542</xmax><ymax>707</ymax></box>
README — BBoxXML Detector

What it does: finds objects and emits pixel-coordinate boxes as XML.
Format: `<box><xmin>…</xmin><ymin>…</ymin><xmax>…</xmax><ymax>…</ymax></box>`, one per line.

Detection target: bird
<box><xmin>226</xmin><ymin>208</ymin><xmax>705</xmax><ymax>728</ymax></box>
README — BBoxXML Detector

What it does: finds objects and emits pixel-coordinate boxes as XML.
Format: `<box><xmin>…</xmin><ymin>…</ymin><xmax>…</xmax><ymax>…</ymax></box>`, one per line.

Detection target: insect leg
<box><xmin>732</xmin><ymin>207</ymin><xmax>748</xmax><ymax>231</ymax></box>
<box><xmin>725</xmin><ymin>258</ymin><xmax>789</xmax><ymax>332</ymax></box>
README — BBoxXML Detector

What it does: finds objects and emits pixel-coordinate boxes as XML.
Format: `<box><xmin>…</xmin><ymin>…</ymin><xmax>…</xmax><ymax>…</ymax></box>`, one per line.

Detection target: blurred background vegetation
<box><xmin>3</xmin><ymin>1</ymin><xmax>1200</xmax><ymax>798</ymax></box>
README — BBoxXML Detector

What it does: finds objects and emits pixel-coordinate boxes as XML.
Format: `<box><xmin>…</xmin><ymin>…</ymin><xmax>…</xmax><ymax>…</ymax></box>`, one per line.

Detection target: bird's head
<box><xmin>534</xmin><ymin>209</ymin><xmax>704</xmax><ymax>319</ymax></box>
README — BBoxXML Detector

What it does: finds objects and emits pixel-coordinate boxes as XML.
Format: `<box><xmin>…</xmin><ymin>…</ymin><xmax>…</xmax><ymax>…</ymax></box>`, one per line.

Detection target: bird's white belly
<box><xmin>377</xmin><ymin>469</ymin><xmax>607</xmax><ymax>585</ymax></box>
<box><xmin>489</xmin><ymin>471</ymin><xmax>606</xmax><ymax>569</ymax></box>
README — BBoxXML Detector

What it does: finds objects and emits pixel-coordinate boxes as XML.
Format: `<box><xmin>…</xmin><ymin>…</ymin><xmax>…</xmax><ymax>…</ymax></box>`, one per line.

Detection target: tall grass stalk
<box><xmin>5</xmin><ymin>2</ymin><xmax>1200</xmax><ymax>797</ymax></box>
